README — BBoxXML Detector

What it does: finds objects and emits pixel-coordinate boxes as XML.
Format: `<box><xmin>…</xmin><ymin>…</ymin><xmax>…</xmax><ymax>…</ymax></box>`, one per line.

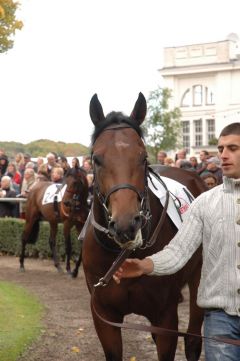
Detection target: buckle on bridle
<box><xmin>94</xmin><ymin>277</ymin><xmax>107</xmax><ymax>288</ymax></box>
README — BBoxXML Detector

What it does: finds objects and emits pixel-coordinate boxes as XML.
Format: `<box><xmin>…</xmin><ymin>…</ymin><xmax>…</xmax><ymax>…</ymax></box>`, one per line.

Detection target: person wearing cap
<box><xmin>114</xmin><ymin>123</ymin><xmax>240</xmax><ymax>360</ymax></box>
<box><xmin>200</xmin><ymin>156</ymin><xmax>223</xmax><ymax>184</ymax></box>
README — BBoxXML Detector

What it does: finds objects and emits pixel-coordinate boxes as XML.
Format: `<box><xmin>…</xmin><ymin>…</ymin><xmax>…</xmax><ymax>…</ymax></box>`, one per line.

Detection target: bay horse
<box><xmin>20</xmin><ymin>167</ymin><xmax>89</xmax><ymax>276</ymax></box>
<box><xmin>82</xmin><ymin>93</ymin><xmax>207</xmax><ymax>361</ymax></box>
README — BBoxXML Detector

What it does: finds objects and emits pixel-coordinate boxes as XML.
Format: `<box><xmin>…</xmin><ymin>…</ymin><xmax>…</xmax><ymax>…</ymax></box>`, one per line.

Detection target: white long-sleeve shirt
<box><xmin>148</xmin><ymin>176</ymin><xmax>240</xmax><ymax>315</ymax></box>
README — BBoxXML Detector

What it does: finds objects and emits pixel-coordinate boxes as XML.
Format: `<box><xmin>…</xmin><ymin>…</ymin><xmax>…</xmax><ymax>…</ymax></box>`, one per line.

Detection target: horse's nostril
<box><xmin>134</xmin><ymin>215</ymin><xmax>141</xmax><ymax>226</ymax></box>
<box><xmin>109</xmin><ymin>220</ymin><xmax>116</xmax><ymax>233</ymax></box>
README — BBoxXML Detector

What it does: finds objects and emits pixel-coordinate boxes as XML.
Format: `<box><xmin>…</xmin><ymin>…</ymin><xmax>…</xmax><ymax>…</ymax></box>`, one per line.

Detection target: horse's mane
<box><xmin>91</xmin><ymin>111</ymin><xmax>144</xmax><ymax>145</ymax></box>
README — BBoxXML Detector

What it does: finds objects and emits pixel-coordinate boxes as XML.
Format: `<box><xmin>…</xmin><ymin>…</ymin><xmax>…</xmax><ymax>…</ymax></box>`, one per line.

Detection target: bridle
<box><xmin>93</xmin><ymin>163</ymin><xmax>152</xmax><ymax>241</ymax></box>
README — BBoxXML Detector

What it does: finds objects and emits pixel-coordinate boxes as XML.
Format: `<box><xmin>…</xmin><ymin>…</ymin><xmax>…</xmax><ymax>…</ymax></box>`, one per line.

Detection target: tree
<box><xmin>0</xmin><ymin>0</ymin><xmax>23</xmax><ymax>53</ymax></box>
<box><xmin>144</xmin><ymin>87</ymin><xmax>182</xmax><ymax>162</ymax></box>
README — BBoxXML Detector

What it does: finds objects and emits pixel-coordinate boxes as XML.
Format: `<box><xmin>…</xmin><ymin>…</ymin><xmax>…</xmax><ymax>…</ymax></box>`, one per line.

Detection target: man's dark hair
<box><xmin>201</xmin><ymin>150</ymin><xmax>209</xmax><ymax>156</ymax></box>
<box><xmin>219</xmin><ymin>122</ymin><xmax>240</xmax><ymax>137</ymax></box>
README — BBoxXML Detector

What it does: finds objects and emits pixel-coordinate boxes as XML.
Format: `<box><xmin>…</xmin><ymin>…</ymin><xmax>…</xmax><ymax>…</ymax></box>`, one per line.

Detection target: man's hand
<box><xmin>113</xmin><ymin>258</ymin><xmax>154</xmax><ymax>284</ymax></box>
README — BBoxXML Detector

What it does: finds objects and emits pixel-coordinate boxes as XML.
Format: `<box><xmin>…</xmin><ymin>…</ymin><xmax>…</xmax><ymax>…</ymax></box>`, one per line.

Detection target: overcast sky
<box><xmin>1</xmin><ymin>0</ymin><xmax>240</xmax><ymax>147</ymax></box>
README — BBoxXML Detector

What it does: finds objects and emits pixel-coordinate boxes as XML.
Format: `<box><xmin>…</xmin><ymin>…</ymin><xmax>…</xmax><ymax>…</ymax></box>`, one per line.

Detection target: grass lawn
<box><xmin>0</xmin><ymin>281</ymin><xmax>44</xmax><ymax>361</ymax></box>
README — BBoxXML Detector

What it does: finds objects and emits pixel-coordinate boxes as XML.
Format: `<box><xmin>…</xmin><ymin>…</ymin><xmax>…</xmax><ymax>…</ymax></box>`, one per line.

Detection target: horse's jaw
<box><xmin>113</xmin><ymin>229</ymin><xmax>143</xmax><ymax>250</ymax></box>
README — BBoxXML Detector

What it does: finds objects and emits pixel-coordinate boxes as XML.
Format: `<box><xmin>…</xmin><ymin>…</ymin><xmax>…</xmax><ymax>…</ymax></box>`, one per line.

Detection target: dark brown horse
<box><xmin>20</xmin><ymin>167</ymin><xmax>89</xmax><ymax>276</ymax></box>
<box><xmin>82</xmin><ymin>93</ymin><xmax>207</xmax><ymax>361</ymax></box>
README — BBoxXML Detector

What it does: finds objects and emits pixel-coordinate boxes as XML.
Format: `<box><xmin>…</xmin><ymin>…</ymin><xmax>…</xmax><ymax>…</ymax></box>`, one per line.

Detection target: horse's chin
<box><xmin>114</xmin><ymin>229</ymin><xmax>143</xmax><ymax>250</ymax></box>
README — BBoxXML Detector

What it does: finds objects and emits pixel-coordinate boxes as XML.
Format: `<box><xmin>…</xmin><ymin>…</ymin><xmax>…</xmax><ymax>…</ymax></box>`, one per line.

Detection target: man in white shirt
<box><xmin>114</xmin><ymin>122</ymin><xmax>240</xmax><ymax>360</ymax></box>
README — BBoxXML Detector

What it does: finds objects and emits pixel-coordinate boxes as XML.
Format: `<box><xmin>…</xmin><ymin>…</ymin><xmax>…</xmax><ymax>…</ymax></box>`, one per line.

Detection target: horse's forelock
<box><xmin>65</xmin><ymin>167</ymin><xmax>86</xmax><ymax>180</ymax></box>
<box><xmin>91</xmin><ymin>111</ymin><xmax>143</xmax><ymax>145</ymax></box>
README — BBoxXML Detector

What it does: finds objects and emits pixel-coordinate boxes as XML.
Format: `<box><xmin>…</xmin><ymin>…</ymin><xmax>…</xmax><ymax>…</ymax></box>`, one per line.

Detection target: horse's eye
<box><xmin>92</xmin><ymin>154</ymin><xmax>102</xmax><ymax>167</ymax></box>
<box><xmin>140</xmin><ymin>154</ymin><xmax>148</xmax><ymax>166</ymax></box>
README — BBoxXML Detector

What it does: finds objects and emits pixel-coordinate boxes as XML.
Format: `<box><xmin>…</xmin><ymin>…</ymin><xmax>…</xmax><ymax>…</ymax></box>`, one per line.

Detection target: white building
<box><xmin>159</xmin><ymin>33</ymin><xmax>240</xmax><ymax>156</ymax></box>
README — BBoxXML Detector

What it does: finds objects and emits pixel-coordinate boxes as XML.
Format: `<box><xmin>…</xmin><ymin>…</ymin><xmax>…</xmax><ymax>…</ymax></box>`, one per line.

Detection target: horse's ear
<box><xmin>89</xmin><ymin>94</ymin><xmax>105</xmax><ymax>126</ymax></box>
<box><xmin>130</xmin><ymin>92</ymin><xmax>147</xmax><ymax>125</ymax></box>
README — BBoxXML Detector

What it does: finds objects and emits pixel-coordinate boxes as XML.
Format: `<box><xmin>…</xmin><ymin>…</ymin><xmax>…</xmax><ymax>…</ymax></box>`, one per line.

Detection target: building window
<box><xmin>193</xmin><ymin>85</ymin><xmax>203</xmax><ymax>106</ymax></box>
<box><xmin>181</xmin><ymin>89</ymin><xmax>191</xmax><ymax>107</ymax></box>
<box><xmin>194</xmin><ymin>119</ymin><xmax>202</xmax><ymax>146</ymax></box>
<box><xmin>182</xmin><ymin>121</ymin><xmax>190</xmax><ymax>152</ymax></box>
<box><xmin>205</xmin><ymin>87</ymin><xmax>215</xmax><ymax>105</ymax></box>
<box><xmin>180</xmin><ymin>85</ymin><xmax>215</xmax><ymax>107</ymax></box>
<box><xmin>206</xmin><ymin>118</ymin><xmax>215</xmax><ymax>143</ymax></box>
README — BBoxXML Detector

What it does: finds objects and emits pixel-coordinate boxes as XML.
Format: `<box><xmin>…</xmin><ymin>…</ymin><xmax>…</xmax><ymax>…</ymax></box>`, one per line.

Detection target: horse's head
<box><xmin>90</xmin><ymin>93</ymin><xmax>150</xmax><ymax>250</ymax></box>
<box><xmin>63</xmin><ymin>167</ymin><xmax>89</xmax><ymax>219</ymax></box>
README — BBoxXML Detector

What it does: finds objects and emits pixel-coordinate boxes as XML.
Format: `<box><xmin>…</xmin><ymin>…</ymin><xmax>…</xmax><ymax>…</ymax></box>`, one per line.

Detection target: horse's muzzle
<box><xmin>108</xmin><ymin>215</ymin><xmax>143</xmax><ymax>249</ymax></box>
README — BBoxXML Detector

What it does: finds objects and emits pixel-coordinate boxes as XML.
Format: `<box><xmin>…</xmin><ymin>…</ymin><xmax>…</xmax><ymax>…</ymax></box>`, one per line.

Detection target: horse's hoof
<box><xmin>19</xmin><ymin>267</ymin><xmax>25</xmax><ymax>273</ymax></box>
<box><xmin>71</xmin><ymin>270</ymin><xmax>78</xmax><ymax>278</ymax></box>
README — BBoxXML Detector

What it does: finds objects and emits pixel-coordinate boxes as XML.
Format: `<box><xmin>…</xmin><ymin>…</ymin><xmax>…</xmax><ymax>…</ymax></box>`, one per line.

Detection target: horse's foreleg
<box><xmin>184</xmin><ymin>266</ymin><xmax>203</xmax><ymax>361</ymax></box>
<box><xmin>63</xmin><ymin>222</ymin><xmax>72</xmax><ymax>274</ymax></box>
<box><xmin>151</xmin><ymin>305</ymin><xmax>178</xmax><ymax>361</ymax></box>
<box><xmin>71</xmin><ymin>245</ymin><xmax>81</xmax><ymax>278</ymax></box>
<box><xmin>19</xmin><ymin>220</ymin><xmax>33</xmax><ymax>271</ymax></box>
<box><xmin>19</xmin><ymin>235</ymin><xmax>27</xmax><ymax>271</ymax></box>
<box><xmin>91</xmin><ymin>303</ymin><xmax>123</xmax><ymax>361</ymax></box>
<box><xmin>71</xmin><ymin>223</ymin><xmax>84</xmax><ymax>278</ymax></box>
<box><xmin>49</xmin><ymin>223</ymin><xmax>62</xmax><ymax>272</ymax></box>
<box><xmin>65</xmin><ymin>235</ymin><xmax>72</xmax><ymax>274</ymax></box>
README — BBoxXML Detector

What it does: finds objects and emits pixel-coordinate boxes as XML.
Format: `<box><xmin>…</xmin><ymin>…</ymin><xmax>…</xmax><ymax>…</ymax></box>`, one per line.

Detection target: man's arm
<box><xmin>114</xmin><ymin>194</ymin><xmax>204</xmax><ymax>284</ymax></box>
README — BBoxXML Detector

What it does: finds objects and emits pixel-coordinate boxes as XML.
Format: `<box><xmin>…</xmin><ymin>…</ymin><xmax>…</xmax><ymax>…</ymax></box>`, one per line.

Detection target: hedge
<box><xmin>0</xmin><ymin>218</ymin><xmax>81</xmax><ymax>260</ymax></box>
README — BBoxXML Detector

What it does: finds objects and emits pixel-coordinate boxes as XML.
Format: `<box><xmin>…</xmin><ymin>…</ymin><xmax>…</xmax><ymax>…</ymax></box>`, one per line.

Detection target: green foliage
<box><xmin>208</xmin><ymin>137</ymin><xmax>218</xmax><ymax>145</ymax></box>
<box><xmin>144</xmin><ymin>87</ymin><xmax>182</xmax><ymax>161</ymax></box>
<box><xmin>0</xmin><ymin>0</ymin><xmax>23</xmax><ymax>53</ymax></box>
<box><xmin>0</xmin><ymin>218</ymin><xmax>81</xmax><ymax>260</ymax></box>
<box><xmin>0</xmin><ymin>281</ymin><xmax>43</xmax><ymax>361</ymax></box>
<box><xmin>0</xmin><ymin>139</ymin><xmax>89</xmax><ymax>158</ymax></box>
<box><xmin>0</xmin><ymin>141</ymin><xmax>24</xmax><ymax>155</ymax></box>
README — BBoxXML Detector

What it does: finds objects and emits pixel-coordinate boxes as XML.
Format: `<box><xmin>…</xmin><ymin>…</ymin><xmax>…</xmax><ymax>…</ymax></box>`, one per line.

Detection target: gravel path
<box><xmin>0</xmin><ymin>255</ymin><xmax>205</xmax><ymax>360</ymax></box>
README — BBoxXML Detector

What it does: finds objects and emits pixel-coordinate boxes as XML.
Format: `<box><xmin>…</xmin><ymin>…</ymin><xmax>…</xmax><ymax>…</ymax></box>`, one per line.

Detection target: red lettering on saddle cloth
<box><xmin>177</xmin><ymin>197</ymin><xmax>190</xmax><ymax>214</ymax></box>
<box><xmin>179</xmin><ymin>203</ymin><xmax>189</xmax><ymax>214</ymax></box>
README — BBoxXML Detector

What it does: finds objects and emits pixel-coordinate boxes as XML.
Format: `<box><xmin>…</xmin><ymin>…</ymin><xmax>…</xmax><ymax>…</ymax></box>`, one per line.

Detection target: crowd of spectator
<box><xmin>0</xmin><ymin>147</ymin><xmax>223</xmax><ymax>219</ymax></box>
<box><xmin>0</xmin><ymin>150</ymin><xmax>93</xmax><ymax>219</ymax></box>
<box><xmin>156</xmin><ymin>148</ymin><xmax>223</xmax><ymax>189</ymax></box>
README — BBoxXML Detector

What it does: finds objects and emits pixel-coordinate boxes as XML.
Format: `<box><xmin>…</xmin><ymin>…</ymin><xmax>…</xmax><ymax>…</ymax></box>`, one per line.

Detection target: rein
<box><xmin>91</xmin><ymin>292</ymin><xmax>240</xmax><ymax>347</ymax></box>
<box><xmin>94</xmin><ymin>248</ymin><xmax>132</xmax><ymax>287</ymax></box>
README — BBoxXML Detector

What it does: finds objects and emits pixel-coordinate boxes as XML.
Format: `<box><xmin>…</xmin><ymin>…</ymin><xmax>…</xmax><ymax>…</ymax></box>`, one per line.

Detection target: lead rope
<box><xmin>94</xmin><ymin>248</ymin><xmax>132</xmax><ymax>287</ymax></box>
<box><xmin>91</xmin><ymin>294</ymin><xmax>240</xmax><ymax>347</ymax></box>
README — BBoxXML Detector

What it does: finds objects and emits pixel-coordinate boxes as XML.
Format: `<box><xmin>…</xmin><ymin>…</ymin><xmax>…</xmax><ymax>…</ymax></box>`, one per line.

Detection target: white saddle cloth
<box><xmin>42</xmin><ymin>184</ymin><xmax>67</xmax><ymax>205</ymax></box>
<box><xmin>148</xmin><ymin>175</ymin><xmax>194</xmax><ymax>229</ymax></box>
